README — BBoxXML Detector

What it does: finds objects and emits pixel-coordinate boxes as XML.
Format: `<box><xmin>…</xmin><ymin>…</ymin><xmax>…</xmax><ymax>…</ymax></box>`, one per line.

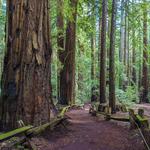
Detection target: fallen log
<box><xmin>24</xmin><ymin>106</ymin><xmax>70</xmax><ymax>138</ymax></box>
<box><xmin>96</xmin><ymin>111</ymin><xmax>130</xmax><ymax>122</ymax></box>
<box><xmin>0</xmin><ymin>106</ymin><xmax>70</xmax><ymax>149</ymax></box>
<box><xmin>0</xmin><ymin>125</ymin><xmax>33</xmax><ymax>142</ymax></box>
<box><xmin>105</xmin><ymin>114</ymin><xmax>130</xmax><ymax>122</ymax></box>
<box><xmin>27</xmin><ymin>117</ymin><xmax>66</xmax><ymax>136</ymax></box>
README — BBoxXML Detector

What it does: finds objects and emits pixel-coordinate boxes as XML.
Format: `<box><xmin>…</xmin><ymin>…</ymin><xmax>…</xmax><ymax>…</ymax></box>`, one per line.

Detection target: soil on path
<box><xmin>32</xmin><ymin>108</ymin><xmax>146</xmax><ymax>150</ymax></box>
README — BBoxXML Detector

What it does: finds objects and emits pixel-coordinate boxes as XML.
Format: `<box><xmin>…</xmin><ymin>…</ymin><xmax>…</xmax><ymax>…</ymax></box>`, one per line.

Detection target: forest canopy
<box><xmin>50</xmin><ymin>0</ymin><xmax>150</xmax><ymax>106</ymax></box>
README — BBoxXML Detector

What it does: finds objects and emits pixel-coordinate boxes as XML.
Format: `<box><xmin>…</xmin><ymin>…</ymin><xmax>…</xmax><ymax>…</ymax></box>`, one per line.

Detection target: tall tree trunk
<box><xmin>91</xmin><ymin>0</ymin><xmax>96</xmax><ymax>102</ymax></box>
<box><xmin>0</xmin><ymin>0</ymin><xmax>2</xmax><ymax>15</ymax></box>
<box><xmin>140</xmin><ymin>2</ymin><xmax>149</xmax><ymax>103</ymax></box>
<box><xmin>119</xmin><ymin>0</ymin><xmax>125</xmax><ymax>63</ymax></box>
<box><xmin>126</xmin><ymin>6</ymin><xmax>130</xmax><ymax>85</ymax></box>
<box><xmin>122</xmin><ymin>0</ymin><xmax>128</xmax><ymax>90</ymax></box>
<box><xmin>118</xmin><ymin>0</ymin><xmax>125</xmax><ymax>88</ymax></box>
<box><xmin>100</xmin><ymin>0</ymin><xmax>107</xmax><ymax>104</ymax></box>
<box><xmin>98</xmin><ymin>6</ymin><xmax>102</xmax><ymax>100</ymax></box>
<box><xmin>1</xmin><ymin>0</ymin><xmax>53</xmax><ymax>129</ymax></box>
<box><xmin>123</xmin><ymin>0</ymin><xmax>128</xmax><ymax>68</ymax></box>
<box><xmin>98</xmin><ymin>5</ymin><xmax>102</xmax><ymax>79</ymax></box>
<box><xmin>109</xmin><ymin>0</ymin><xmax>117</xmax><ymax>113</ymax></box>
<box><xmin>60</xmin><ymin>0</ymin><xmax>78</xmax><ymax>105</ymax></box>
<box><xmin>107</xmin><ymin>12</ymin><xmax>110</xmax><ymax>60</ymax></box>
<box><xmin>131</xmin><ymin>0</ymin><xmax>136</xmax><ymax>86</ymax></box>
<box><xmin>138</xmin><ymin>29</ymin><xmax>142</xmax><ymax>91</ymax></box>
<box><xmin>57</xmin><ymin>0</ymin><xmax>65</xmax><ymax>104</ymax></box>
<box><xmin>132</xmin><ymin>29</ymin><xmax>136</xmax><ymax>85</ymax></box>
<box><xmin>91</xmin><ymin>35</ymin><xmax>96</xmax><ymax>102</ymax></box>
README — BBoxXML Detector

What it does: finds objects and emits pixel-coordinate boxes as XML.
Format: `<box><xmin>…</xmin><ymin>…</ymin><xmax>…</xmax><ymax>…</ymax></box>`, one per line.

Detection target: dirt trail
<box><xmin>32</xmin><ymin>108</ymin><xmax>146</xmax><ymax>150</ymax></box>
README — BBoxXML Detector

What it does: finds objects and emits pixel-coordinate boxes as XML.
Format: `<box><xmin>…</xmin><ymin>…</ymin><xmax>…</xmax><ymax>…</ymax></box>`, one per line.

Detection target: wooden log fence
<box><xmin>0</xmin><ymin>106</ymin><xmax>71</xmax><ymax>149</ymax></box>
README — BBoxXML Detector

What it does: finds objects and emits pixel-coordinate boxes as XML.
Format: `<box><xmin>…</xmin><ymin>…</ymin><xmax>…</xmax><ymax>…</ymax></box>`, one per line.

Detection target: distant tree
<box><xmin>91</xmin><ymin>35</ymin><xmax>96</xmax><ymax>102</ymax></box>
<box><xmin>109</xmin><ymin>0</ymin><xmax>117</xmax><ymax>113</ymax></box>
<box><xmin>131</xmin><ymin>0</ymin><xmax>136</xmax><ymax>85</ymax></box>
<box><xmin>100</xmin><ymin>0</ymin><xmax>107</xmax><ymax>104</ymax></box>
<box><xmin>119</xmin><ymin>0</ymin><xmax>125</xmax><ymax>63</ymax></box>
<box><xmin>91</xmin><ymin>0</ymin><xmax>96</xmax><ymax>102</ymax></box>
<box><xmin>60</xmin><ymin>0</ymin><xmax>78</xmax><ymax>105</ymax></box>
<box><xmin>119</xmin><ymin>0</ymin><xmax>125</xmax><ymax>88</ymax></box>
<box><xmin>57</xmin><ymin>0</ymin><xmax>65</xmax><ymax>104</ymax></box>
<box><xmin>131</xmin><ymin>32</ymin><xmax>136</xmax><ymax>85</ymax></box>
<box><xmin>140</xmin><ymin>1</ymin><xmax>149</xmax><ymax>103</ymax></box>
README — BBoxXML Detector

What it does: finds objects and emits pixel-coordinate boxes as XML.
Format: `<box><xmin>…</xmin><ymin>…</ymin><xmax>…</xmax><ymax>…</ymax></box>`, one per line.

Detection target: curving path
<box><xmin>32</xmin><ymin>108</ymin><xmax>146</xmax><ymax>150</ymax></box>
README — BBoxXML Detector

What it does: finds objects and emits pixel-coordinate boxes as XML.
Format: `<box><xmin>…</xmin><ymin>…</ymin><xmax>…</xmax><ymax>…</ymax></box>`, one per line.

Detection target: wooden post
<box><xmin>104</xmin><ymin>106</ymin><xmax>111</xmax><ymax>114</ymax></box>
<box><xmin>138</xmin><ymin>108</ymin><xmax>144</xmax><ymax>118</ymax></box>
<box><xmin>98</xmin><ymin>103</ymin><xmax>108</xmax><ymax>112</ymax></box>
<box><xmin>136</xmin><ymin>109</ymin><xmax>149</xmax><ymax>129</ymax></box>
<box><xmin>129</xmin><ymin>109</ymin><xmax>136</xmax><ymax>129</ymax></box>
<box><xmin>129</xmin><ymin>108</ymin><xmax>149</xmax><ymax>130</ymax></box>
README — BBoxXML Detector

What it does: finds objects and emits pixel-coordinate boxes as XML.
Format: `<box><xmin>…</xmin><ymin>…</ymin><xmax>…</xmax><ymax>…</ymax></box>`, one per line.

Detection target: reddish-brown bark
<box><xmin>1</xmin><ymin>0</ymin><xmax>53</xmax><ymax>129</ymax></box>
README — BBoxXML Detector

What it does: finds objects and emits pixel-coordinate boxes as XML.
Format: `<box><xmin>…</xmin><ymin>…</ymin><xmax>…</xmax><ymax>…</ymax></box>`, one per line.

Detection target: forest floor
<box><xmin>31</xmin><ymin>106</ymin><xmax>146</xmax><ymax>150</ymax></box>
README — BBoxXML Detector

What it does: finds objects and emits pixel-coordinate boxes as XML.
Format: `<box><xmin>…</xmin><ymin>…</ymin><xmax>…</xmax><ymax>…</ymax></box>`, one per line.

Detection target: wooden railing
<box><xmin>0</xmin><ymin>106</ymin><xmax>71</xmax><ymax>149</ymax></box>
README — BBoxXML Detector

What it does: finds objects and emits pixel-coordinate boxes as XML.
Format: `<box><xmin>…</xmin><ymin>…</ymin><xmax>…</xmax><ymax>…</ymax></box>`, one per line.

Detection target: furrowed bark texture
<box><xmin>1</xmin><ymin>0</ymin><xmax>53</xmax><ymax>129</ymax></box>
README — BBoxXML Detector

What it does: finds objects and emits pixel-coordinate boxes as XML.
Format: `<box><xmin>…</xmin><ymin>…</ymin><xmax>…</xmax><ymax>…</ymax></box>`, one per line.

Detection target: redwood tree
<box><xmin>132</xmin><ymin>30</ymin><xmax>136</xmax><ymax>85</ymax></box>
<box><xmin>119</xmin><ymin>0</ymin><xmax>125</xmax><ymax>63</ymax></box>
<box><xmin>100</xmin><ymin>0</ymin><xmax>107</xmax><ymax>104</ymax></box>
<box><xmin>119</xmin><ymin>0</ymin><xmax>125</xmax><ymax>88</ymax></box>
<box><xmin>1</xmin><ymin>0</ymin><xmax>53</xmax><ymax>129</ymax></box>
<box><xmin>109</xmin><ymin>0</ymin><xmax>117</xmax><ymax>113</ymax></box>
<box><xmin>91</xmin><ymin>35</ymin><xmax>96</xmax><ymax>102</ymax></box>
<box><xmin>57</xmin><ymin>0</ymin><xmax>65</xmax><ymax>104</ymax></box>
<box><xmin>60</xmin><ymin>0</ymin><xmax>78</xmax><ymax>105</ymax></box>
<box><xmin>140</xmin><ymin>2</ymin><xmax>149</xmax><ymax>103</ymax></box>
<box><xmin>91</xmin><ymin>0</ymin><xmax>96</xmax><ymax>102</ymax></box>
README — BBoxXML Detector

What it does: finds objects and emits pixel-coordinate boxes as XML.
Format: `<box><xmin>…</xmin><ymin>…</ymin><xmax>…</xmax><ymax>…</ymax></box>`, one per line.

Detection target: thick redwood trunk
<box><xmin>1</xmin><ymin>0</ymin><xmax>53</xmax><ymax>129</ymax></box>
<box><xmin>60</xmin><ymin>0</ymin><xmax>78</xmax><ymax>105</ymax></box>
